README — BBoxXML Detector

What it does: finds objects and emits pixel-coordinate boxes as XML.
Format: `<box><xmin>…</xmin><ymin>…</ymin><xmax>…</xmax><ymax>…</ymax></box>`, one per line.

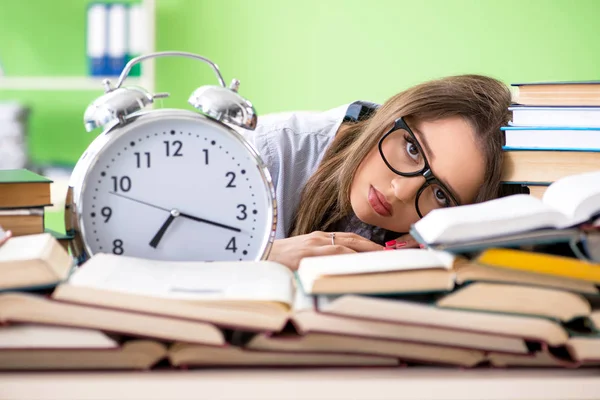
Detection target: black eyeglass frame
<box><xmin>377</xmin><ymin>117</ymin><xmax>461</xmax><ymax>218</ymax></box>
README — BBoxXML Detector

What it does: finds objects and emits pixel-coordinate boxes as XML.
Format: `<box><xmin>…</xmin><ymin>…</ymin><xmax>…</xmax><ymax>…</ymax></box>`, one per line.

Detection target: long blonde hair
<box><xmin>290</xmin><ymin>74</ymin><xmax>512</xmax><ymax>236</ymax></box>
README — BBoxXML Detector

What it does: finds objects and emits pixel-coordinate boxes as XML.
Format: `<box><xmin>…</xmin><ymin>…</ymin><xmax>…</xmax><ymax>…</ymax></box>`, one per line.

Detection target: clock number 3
<box><xmin>236</xmin><ymin>204</ymin><xmax>247</xmax><ymax>220</ymax></box>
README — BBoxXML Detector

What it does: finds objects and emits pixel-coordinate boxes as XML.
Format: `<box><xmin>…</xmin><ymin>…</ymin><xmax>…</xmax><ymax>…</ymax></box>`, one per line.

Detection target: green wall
<box><xmin>1</xmin><ymin>0</ymin><xmax>599</xmax><ymax>166</ymax></box>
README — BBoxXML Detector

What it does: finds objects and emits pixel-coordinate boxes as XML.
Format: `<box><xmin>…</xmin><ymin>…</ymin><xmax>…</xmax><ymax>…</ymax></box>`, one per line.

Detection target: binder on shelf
<box><xmin>107</xmin><ymin>3</ymin><xmax>128</xmax><ymax>77</ymax></box>
<box><xmin>86</xmin><ymin>3</ymin><xmax>109</xmax><ymax>77</ymax></box>
<box><xmin>127</xmin><ymin>3</ymin><xmax>145</xmax><ymax>77</ymax></box>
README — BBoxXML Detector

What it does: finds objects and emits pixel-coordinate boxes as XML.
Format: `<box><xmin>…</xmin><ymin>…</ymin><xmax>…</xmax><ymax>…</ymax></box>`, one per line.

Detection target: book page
<box><xmin>543</xmin><ymin>170</ymin><xmax>600</xmax><ymax>225</ymax></box>
<box><xmin>68</xmin><ymin>254</ymin><xmax>294</xmax><ymax>306</ymax></box>
<box><xmin>413</xmin><ymin>194</ymin><xmax>567</xmax><ymax>244</ymax></box>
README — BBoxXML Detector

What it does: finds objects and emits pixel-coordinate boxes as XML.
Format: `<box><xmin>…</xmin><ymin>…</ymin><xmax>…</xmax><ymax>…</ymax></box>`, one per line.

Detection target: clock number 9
<box><xmin>101</xmin><ymin>207</ymin><xmax>112</xmax><ymax>222</ymax></box>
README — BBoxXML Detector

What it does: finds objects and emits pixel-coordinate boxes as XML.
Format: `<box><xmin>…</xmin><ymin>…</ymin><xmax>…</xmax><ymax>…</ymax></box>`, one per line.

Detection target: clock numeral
<box><xmin>112</xmin><ymin>239</ymin><xmax>124</xmax><ymax>255</ymax></box>
<box><xmin>101</xmin><ymin>206</ymin><xmax>112</xmax><ymax>223</ymax></box>
<box><xmin>164</xmin><ymin>140</ymin><xmax>183</xmax><ymax>157</ymax></box>
<box><xmin>111</xmin><ymin>176</ymin><xmax>132</xmax><ymax>192</ymax></box>
<box><xmin>236</xmin><ymin>204</ymin><xmax>247</xmax><ymax>220</ymax></box>
<box><xmin>203</xmin><ymin>149</ymin><xmax>209</xmax><ymax>165</ymax></box>
<box><xmin>134</xmin><ymin>152</ymin><xmax>151</xmax><ymax>168</ymax></box>
<box><xmin>225</xmin><ymin>172</ymin><xmax>236</xmax><ymax>188</ymax></box>
<box><xmin>226</xmin><ymin>237</ymin><xmax>237</xmax><ymax>253</ymax></box>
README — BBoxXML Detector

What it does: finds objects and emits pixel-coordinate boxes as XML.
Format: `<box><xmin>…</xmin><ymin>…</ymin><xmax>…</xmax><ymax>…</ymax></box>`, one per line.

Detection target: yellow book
<box><xmin>476</xmin><ymin>248</ymin><xmax>600</xmax><ymax>284</ymax></box>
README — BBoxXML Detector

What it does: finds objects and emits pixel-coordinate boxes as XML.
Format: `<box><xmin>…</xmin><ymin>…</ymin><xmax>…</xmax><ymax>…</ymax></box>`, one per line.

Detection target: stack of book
<box><xmin>0</xmin><ymin>169</ymin><xmax>71</xmax><ymax>251</ymax></box>
<box><xmin>1</xmin><ymin>170</ymin><xmax>599</xmax><ymax>371</ymax></box>
<box><xmin>502</xmin><ymin>81</ymin><xmax>600</xmax><ymax>199</ymax></box>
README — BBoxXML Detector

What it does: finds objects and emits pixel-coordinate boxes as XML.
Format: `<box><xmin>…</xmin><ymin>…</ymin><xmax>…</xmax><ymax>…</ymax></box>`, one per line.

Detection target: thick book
<box><xmin>52</xmin><ymin>253</ymin><xmax>297</xmax><ymax>332</ymax></box>
<box><xmin>0</xmin><ymin>207</ymin><xmax>44</xmax><ymax>236</ymax></box>
<box><xmin>437</xmin><ymin>282</ymin><xmax>600</xmax><ymax>329</ymax></box>
<box><xmin>509</xmin><ymin>106</ymin><xmax>600</xmax><ymax>128</ymax></box>
<box><xmin>512</xmin><ymin>81</ymin><xmax>600</xmax><ymax>106</ymax></box>
<box><xmin>296</xmin><ymin>249</ymin><xmax>458</xmax><ymax>295</ymax></box>
<box><xmin>168</xmin><ymin>343</ymin><xmax>399</xmax><ymax>368</ymax></box>
<box><xmin>412</xmin><ymin>170</ymin><xmax>600</xmax><ymax>246</ymax></box>
<box><xmin>0</xmin><ymin>292</ymin><xmax>225</xmax><ymax>346</ymax></box>
<box><xmin>0</xmin><ymin>169</ymin><xmax>52</xmax><ymax>209</ymax></box>
<box><xmin>0</xmin><ymin>233</ymin><xmax>73</xmax><ymax>291</ymax></box>
<box><xmin>502</xmin><ymin>151</ymin><xmax>600</xmax><ymax>184</ymax></box>
<box><xmin>0</xmin><ymin>324</ymin><xmax>166</xmax><ymax>371</ymax></box>
<box><xmin>307</xmin><ymin>295</ymin><xmax>572</xmax><ymax>350</ymax></box>
<box><xmin>502</xmin><ymin>126</ymin><xmax>600</xmax><ymax>151</ymax></box>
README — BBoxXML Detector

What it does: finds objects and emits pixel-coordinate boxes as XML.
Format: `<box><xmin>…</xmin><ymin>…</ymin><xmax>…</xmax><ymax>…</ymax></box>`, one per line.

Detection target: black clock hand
<box><xmin>149</xmin><ymin>210</ymin><xmax>180</xmax><ymax>248</ymax></box>
<box><xmin>178</xmin><ymin>212</ymin><xmax>241</xmax><ymax>233</ymax></box>
<box><xmin>109</xmin><ymin>192</ymin><xmax>242</xmax><ymax>233</ymax></box>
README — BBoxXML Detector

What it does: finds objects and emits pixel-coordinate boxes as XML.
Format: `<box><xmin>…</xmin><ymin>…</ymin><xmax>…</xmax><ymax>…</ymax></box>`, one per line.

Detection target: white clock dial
<box><xmin>76</xmin><ymin>111</ymin><xmax>275</xmax><ymax>262</ymax></box>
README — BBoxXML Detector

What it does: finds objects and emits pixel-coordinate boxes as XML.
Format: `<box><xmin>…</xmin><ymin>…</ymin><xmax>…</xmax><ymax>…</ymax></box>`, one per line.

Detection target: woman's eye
<box><xmin>404</xmin><ymin>137</ymin><xmax>420</xmax><ymax>160</ymax></box>
<box><xmin>433</xmin><ymin>188</ymin><xmax>450</xmax><ymax>207</ymax></box>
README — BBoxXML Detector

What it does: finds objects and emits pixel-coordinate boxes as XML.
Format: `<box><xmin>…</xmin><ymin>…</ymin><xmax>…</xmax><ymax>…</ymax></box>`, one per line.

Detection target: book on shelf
<box><xmin>512</xmin><ymin>81</ymin><xmax>600</xmax><ymax>106</ymax></box>
<box><xmin>0</xmin><ymin>233</ymin><xmax>73</xmax><ymax>292</ymax></box>
<box><xmin>509</xmin><ymin>106</ymin><xmax>600</xmax><ymax>128</ymax></box>
<box><xmin>411</xmin><ymin>170</ymin><xmax>600</xmax><ymax>247</ymax></box>
<box><xmin>502</xmin><ymin>126</ymin><xmax>600</xmax><ymax>151</ymax></box>
<box><xmin>0</xmin><ymin>169</ymin><xmax>52</xmax><ymax>209</ymax></box>
<box><xmin>502</xmin><ymin>151</ymin><xmax>600</xmax><ymax>183</ymax></box>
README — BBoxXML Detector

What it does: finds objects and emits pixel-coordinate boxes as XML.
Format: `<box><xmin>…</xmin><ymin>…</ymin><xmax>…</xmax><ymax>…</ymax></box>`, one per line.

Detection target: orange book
<box><xmin>476</xmin><ymin>248</ymin><xmax>600</xmax><ymax>284</ymax></box>
<box><xmin>512</xmin><ymin>81</ymin><xmax>600</xmax><ymax>106</ymax></box>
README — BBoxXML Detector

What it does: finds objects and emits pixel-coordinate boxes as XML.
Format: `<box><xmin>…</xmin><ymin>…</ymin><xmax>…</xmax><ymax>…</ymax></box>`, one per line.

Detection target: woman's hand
<box><xmin>267</xmin><ymin>231</ymin><xmax>384</xmax><ymax>271</ymax></box>
<box><xmin>385</xmin><ymin>233</ymin><xmax>421</xmax><ymax>249</ymax></box>
<box><xmin>0</xmin><ymin>230</ymin><xmax>12</xmax><ymax>247</ymax></box>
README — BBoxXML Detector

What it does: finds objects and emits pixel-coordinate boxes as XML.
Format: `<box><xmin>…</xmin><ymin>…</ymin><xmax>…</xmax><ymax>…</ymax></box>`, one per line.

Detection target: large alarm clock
<box><xmin>65</xmin><ymin>51</ymin><xmax>277</xmax><ymax>263</ymax></box>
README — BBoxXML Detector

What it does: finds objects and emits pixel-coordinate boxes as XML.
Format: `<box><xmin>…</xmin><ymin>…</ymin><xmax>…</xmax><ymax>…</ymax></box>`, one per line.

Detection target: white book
<box><xmin>86</xmin><ymin>3</ymin><xmax>108</xmax><ymax>76</ymax></box>
<box><xmin>509</xmin><ymin>106</ymin><xmax>600</xmax><ymax>128</ymax></box>
<box><xmin>411</xmin><ymin>170</ymin><xmax>600</xmax><ymax>245</ymax></box>
<box><xmin>107</xmin><ymin>3</ymin><xmax>128</xmax><ymax>76</ymax></box>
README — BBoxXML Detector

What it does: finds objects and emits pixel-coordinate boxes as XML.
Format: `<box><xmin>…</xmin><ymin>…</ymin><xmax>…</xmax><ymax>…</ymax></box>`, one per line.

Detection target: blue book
<box><xmin>501</xmin><ymin>126</ymin><xmax>600</xmax><ymax>151</ymax></box>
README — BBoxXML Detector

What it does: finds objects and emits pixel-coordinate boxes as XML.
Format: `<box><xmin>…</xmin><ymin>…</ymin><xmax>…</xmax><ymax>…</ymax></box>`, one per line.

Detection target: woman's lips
<box><xmin>368</xmin><ymin>186</ymin><xmax>392</xmax><ymax>217</ymax></box>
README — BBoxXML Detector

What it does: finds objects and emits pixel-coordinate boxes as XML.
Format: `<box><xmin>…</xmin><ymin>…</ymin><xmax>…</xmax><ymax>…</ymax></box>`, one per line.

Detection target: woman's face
<box><xmin>350</xmin><ymin>116</ymin><xmax>486</xmax><ymax>233</ymax></box>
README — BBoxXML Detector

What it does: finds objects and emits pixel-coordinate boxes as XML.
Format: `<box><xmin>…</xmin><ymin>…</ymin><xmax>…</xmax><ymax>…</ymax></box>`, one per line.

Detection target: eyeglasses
<box><xmin>378</xmin><ymin>117</ymin><xmax>461</xmax><ymax>218</ymax></box>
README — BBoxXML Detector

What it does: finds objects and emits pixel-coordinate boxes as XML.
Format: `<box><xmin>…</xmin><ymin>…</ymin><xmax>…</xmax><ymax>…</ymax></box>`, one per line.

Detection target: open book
<box><xmin>0</xmin><ymin>233</ymin><xmax>73</xmax><ymax>291</ymax></box>
<box><xmin>52</xmin><ymin>253</ymin><xmax>297</xmax><ymax>332</ymax></box>
<box><xmin>411</xmin><ymin>170</ymin><xmax>600</xmax><ymax>246</ymax></box>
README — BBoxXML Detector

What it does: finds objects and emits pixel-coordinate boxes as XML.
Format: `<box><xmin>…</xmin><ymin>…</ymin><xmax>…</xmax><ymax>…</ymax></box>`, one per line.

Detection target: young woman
<box><xmin>239</xmin><ymin>74</ymin><xmax>512</xmax><ymax>270</ymax></box>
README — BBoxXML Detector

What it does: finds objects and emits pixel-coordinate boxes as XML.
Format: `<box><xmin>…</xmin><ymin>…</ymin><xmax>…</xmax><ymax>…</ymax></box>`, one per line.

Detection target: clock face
<box><xmin>76</xmin><ymin>110</ymin><xmax>275</xmax><ymax>262</ymax></box>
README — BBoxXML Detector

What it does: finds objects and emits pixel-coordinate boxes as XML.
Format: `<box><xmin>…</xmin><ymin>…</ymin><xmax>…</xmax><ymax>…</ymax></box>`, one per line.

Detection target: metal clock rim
<box><xmin>66</xmin><ymin>109</ymin><xmax>277</xmax><ymax>263</ymax></box>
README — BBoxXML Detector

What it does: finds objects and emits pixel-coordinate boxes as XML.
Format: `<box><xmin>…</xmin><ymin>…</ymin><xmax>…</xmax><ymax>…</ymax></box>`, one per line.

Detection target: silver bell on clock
<box><xmin>65</xmin><ymin>52</ymin><xmax>277</xmax><ymax>263</ymax></box>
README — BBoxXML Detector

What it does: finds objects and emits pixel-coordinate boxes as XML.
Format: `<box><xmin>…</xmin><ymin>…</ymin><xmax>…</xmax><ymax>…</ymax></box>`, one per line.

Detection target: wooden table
<box><xmin>1</xmin><ymin>368</ymin><xmax>600</xmax><ymax>400</ymax></box>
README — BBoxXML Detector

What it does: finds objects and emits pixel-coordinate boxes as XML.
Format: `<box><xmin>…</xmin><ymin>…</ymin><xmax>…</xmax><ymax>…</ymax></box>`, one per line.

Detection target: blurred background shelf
<box><xmin>0</xmin><ymin>76</ymin><xmax>150</xmax><ymax>91</ymax></box>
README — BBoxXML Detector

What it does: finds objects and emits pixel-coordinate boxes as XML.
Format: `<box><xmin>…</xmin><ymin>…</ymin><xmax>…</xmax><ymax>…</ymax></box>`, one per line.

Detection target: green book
<box><xmin>0</xmin><ymin>169</ymin><xmax>52</xmax><ymax>209</ymax></box>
